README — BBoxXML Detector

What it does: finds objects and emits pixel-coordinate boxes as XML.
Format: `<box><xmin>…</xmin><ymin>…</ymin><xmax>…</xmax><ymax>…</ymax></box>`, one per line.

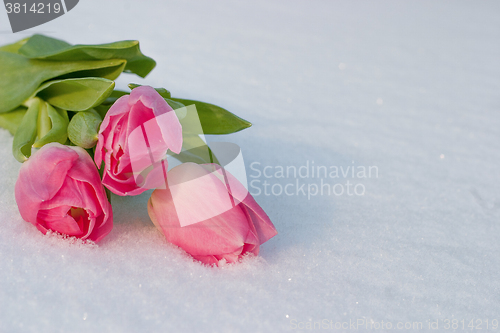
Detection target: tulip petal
<box><xmin>191</xmin><ymin>254</ymin><xmax>219</xmax><ymax>266</ymax></box>
<box><xmin>102</xmin><ymin>162</ymin><xmax>148</xmax><ymax>196</ymax></box>
<box><xmin>211</xmin><ymin>163</ymin><xmax>278</xmax><ymax>245</ymax></box>
<box><xmin>149</xmin><ymin>186</ymin><xmax>250</xmax><ymax>256</ymax></box>
<box><xmin>95</xmin><ymin>95</ymin><xmax>130</xmax><ymax>167</ymax></box>
<box><xmin>129</xmin><ymin>86</ymin><xmax>182</xmax><ymax>154</ymax></box>
<box><xmin>166</xmin><ymin>162</ymin><xmax>236</xmax><ymax>227</ymax></box>
<box><xmin>15</xmin><ymin>143</ymin><xmax>78</xmax><ymax>223</ymax></box>
<box><xmin>38</xmin><ymin>205</ymin><xmax>86</xmax><ymax>237</ymax></box>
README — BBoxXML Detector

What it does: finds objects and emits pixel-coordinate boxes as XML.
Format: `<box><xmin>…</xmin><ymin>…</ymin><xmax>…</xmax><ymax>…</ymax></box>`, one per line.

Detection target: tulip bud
<box><xmin>68</xmin><ymin>110</ymin><xmax>102</xmax><ymax>149</ymax></box>
<box><xmin>147</xmin><ymin>162</ymin><xmax>278</xmax><ymax>266</ymax></box>
<box><xmin>94</xmin><ymin>85</ymin><xmax>183</xmax><ymax>196</ymax></box>
<box><xmin>15</xmin><ymin>142</ymin><xmax>113</xmax><ymax>242</ymax></box>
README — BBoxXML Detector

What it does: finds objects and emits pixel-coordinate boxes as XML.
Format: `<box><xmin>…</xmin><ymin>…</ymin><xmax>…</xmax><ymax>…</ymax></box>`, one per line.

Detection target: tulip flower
<box><xmin>15</xmin><ymin>143</ymin><xmax>113</xmax><ymax>242</ymax></box>
<box><xmin>148</xmin><ymin>162</ymin><xmax>277</xmax><ymax>266</ymax></box>
<box><xmin>95</xmin><ymin>85</ymin><xmax>182</xmax><ymax>196</ymax></box>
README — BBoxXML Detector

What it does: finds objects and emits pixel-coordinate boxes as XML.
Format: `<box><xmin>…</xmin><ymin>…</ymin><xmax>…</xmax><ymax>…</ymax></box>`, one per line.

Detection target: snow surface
<box><xmin>1</xmin><ymin>1</ymin><xmax>500</xmax><ymax>332</ymax></box>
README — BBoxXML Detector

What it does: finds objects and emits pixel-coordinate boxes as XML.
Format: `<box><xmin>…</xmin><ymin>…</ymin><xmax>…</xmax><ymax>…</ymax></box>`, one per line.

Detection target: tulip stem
<box><xmin>37</xmin><ymin>101</ymin><xmax>51</xmax><ymax>141</ymax></box>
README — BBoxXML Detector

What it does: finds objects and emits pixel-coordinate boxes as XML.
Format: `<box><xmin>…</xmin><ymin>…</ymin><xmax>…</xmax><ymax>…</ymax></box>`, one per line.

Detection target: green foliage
<box><xmin>12</xmin><ymin>99</ymin><xmax>69</xmax><ymax>162</ymax></box>
<box><xmin>35</xmin><ymin>78</ymin><xmax>115</xmax><ymax>111</ymax></box>
<box><xmin>1</xmin><ymin>35</ymin><xmax>253</xmax><ymax>165</ymax></box>
<box><xmin>32</xmin><ymin>103</ymin><xmax>69</xmax><ymax>148</ymax></box>
<box><xmin>12</xmin><ymin>99</ymin><xmax>41</xmax><ymax>162</ymax></box>
<box><xmin>0</xmin><ymin>51</ymin><xmax>125</xmax><ymax>113</ymax></box>
<box><xmin>19</xmin><ymin>34</ymin><xmax>156</xmax><ymax>78</ymax></box>
<box><xmin>170</xmin><ymin>97</ymin><xmax>252</xmax><ymax>135</ymax></box>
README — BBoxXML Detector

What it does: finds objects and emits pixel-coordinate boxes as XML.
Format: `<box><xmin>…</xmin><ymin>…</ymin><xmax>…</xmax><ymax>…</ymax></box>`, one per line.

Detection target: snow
<box><xmin>1</xmin><ymin>0</ymin><xmax>500</xmax><ymax>332</ymax></box>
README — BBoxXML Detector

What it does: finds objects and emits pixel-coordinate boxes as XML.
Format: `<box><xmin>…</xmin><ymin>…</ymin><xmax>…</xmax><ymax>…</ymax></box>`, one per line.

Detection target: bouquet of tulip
<box><xmin>0</xmin><ymin>35</ymin><xmax>277</xmax><ymax>266</ymax></box>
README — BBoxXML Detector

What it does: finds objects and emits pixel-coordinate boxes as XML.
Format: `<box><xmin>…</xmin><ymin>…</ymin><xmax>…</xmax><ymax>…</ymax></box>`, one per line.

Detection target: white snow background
<box><xmin>1</xmin><ymin>1</ymin><xmax>499</xmax><ymax>332</ymax></box>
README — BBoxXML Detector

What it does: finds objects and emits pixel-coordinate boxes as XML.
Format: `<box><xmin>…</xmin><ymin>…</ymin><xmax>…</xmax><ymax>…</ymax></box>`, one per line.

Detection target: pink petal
<box><xmin>129</xmin><ymin>86</ymin><xmax>182</xmax><ymax>154</ymax></box>
<box><xmin>37</xmin><ymin>205</ymin><xmax>97</xmax><ymax>238</ymax></box>
<box><xmin>209</xmin><ymin>163</ymin><xmax>278</xmax><ymax>244</ymax></box>
<box><xmin>95</xmin><ymin>95</ymin><xmax>130</xmax><ymax>167</ymax></box>
<box><xmin>148</xmin><ymin>163</ymin><xmax>264</xmax><ymax>259</ymax></box>
<box><xmin>15</xmin><ymin>143</ymin><xmax>79</xmax><ymax>223</ymax></box>
<box><xmin>86</xmin><ymin>210</ymin><xmax>113</xmax><ymax>242</ymax></box>
<box><xmin>148</xmin><ymin>189</ymin><xmax>250</xmax><ymax>256</ymax></box>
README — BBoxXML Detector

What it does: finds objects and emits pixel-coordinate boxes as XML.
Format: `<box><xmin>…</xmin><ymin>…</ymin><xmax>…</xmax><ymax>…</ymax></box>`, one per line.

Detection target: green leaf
<box><xmin>34</xmin><ymin>78</ymin><xmax>115</xmax><ymax>111</ymax></box>
<box><xmin>0</xmin><ymin>51</ymin><xmax>126</xmax><ymax>113</ymax></box>
<box><xmin>0</xmin><ymin>37</ymin><xmax>29</xmax><ymax>53</ymax></box>
<box><xmin>13</xmin><ymin>98</ymin><xmax>40</xmax><ymax>162</ymax></box>
<box><xmin>32</xmin><ymin>103</ymin><xmax>69</xmax><ymax>148</ymax></box>
<box><xmin>19</xmin><ymin>34</ymin><xmax>156</xmax><ymax>78</ymax></box>
<box><xmin>0</xmin><ymin>106</ymin><xmax>27</xmax><ymax>135</ymax></box>
<box><xmin>68</xmin><ymin>110</ymin><xmax>102</xmax><ymax>148</ymax></box>
<box><xmin>12</xmin><ymin>98</ymin><xmax>69</xmax><ymax>162</ymax></box>
<box><xmin>20</xmin><ymin>34</ymin><xmax>70</xmax><ymax>55</ymax></box>
<box><xmin>165</xmin><ymin>98</ymin><xmax>185</xmax><ymax>110</ymax></box>
<box><xmin>55</xmin><ymin>62</ymin><xmax>126</xmax><ymax>81</ymax></box>
<box><xmin>170</xmin><ymin>98</ymin><xmax>252</xmax><ymax>134</ymax></box>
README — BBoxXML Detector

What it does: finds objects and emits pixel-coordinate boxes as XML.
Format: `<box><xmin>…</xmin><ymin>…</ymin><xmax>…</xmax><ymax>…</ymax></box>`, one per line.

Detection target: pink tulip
<box><xmin>95</xmin><ymin>85</ymin><xmax>182</xmax><ymax>196</ymax></box>
<box><xmin>148</xmin><ymin>162</ymin><xmax>278</xmax><ymax>266</ymax></box>
<box><xmin>15</xmin><ymin>143</ymin><xmax>113</xmax><ymax>242</ymax></box>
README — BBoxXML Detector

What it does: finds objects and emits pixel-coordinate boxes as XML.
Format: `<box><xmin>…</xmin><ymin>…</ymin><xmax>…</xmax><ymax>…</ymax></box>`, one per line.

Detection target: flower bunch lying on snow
<box><xmin>0</xmin><ymin>35</ymin><xmax>277</xmax><ymax>266</ymax></box>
